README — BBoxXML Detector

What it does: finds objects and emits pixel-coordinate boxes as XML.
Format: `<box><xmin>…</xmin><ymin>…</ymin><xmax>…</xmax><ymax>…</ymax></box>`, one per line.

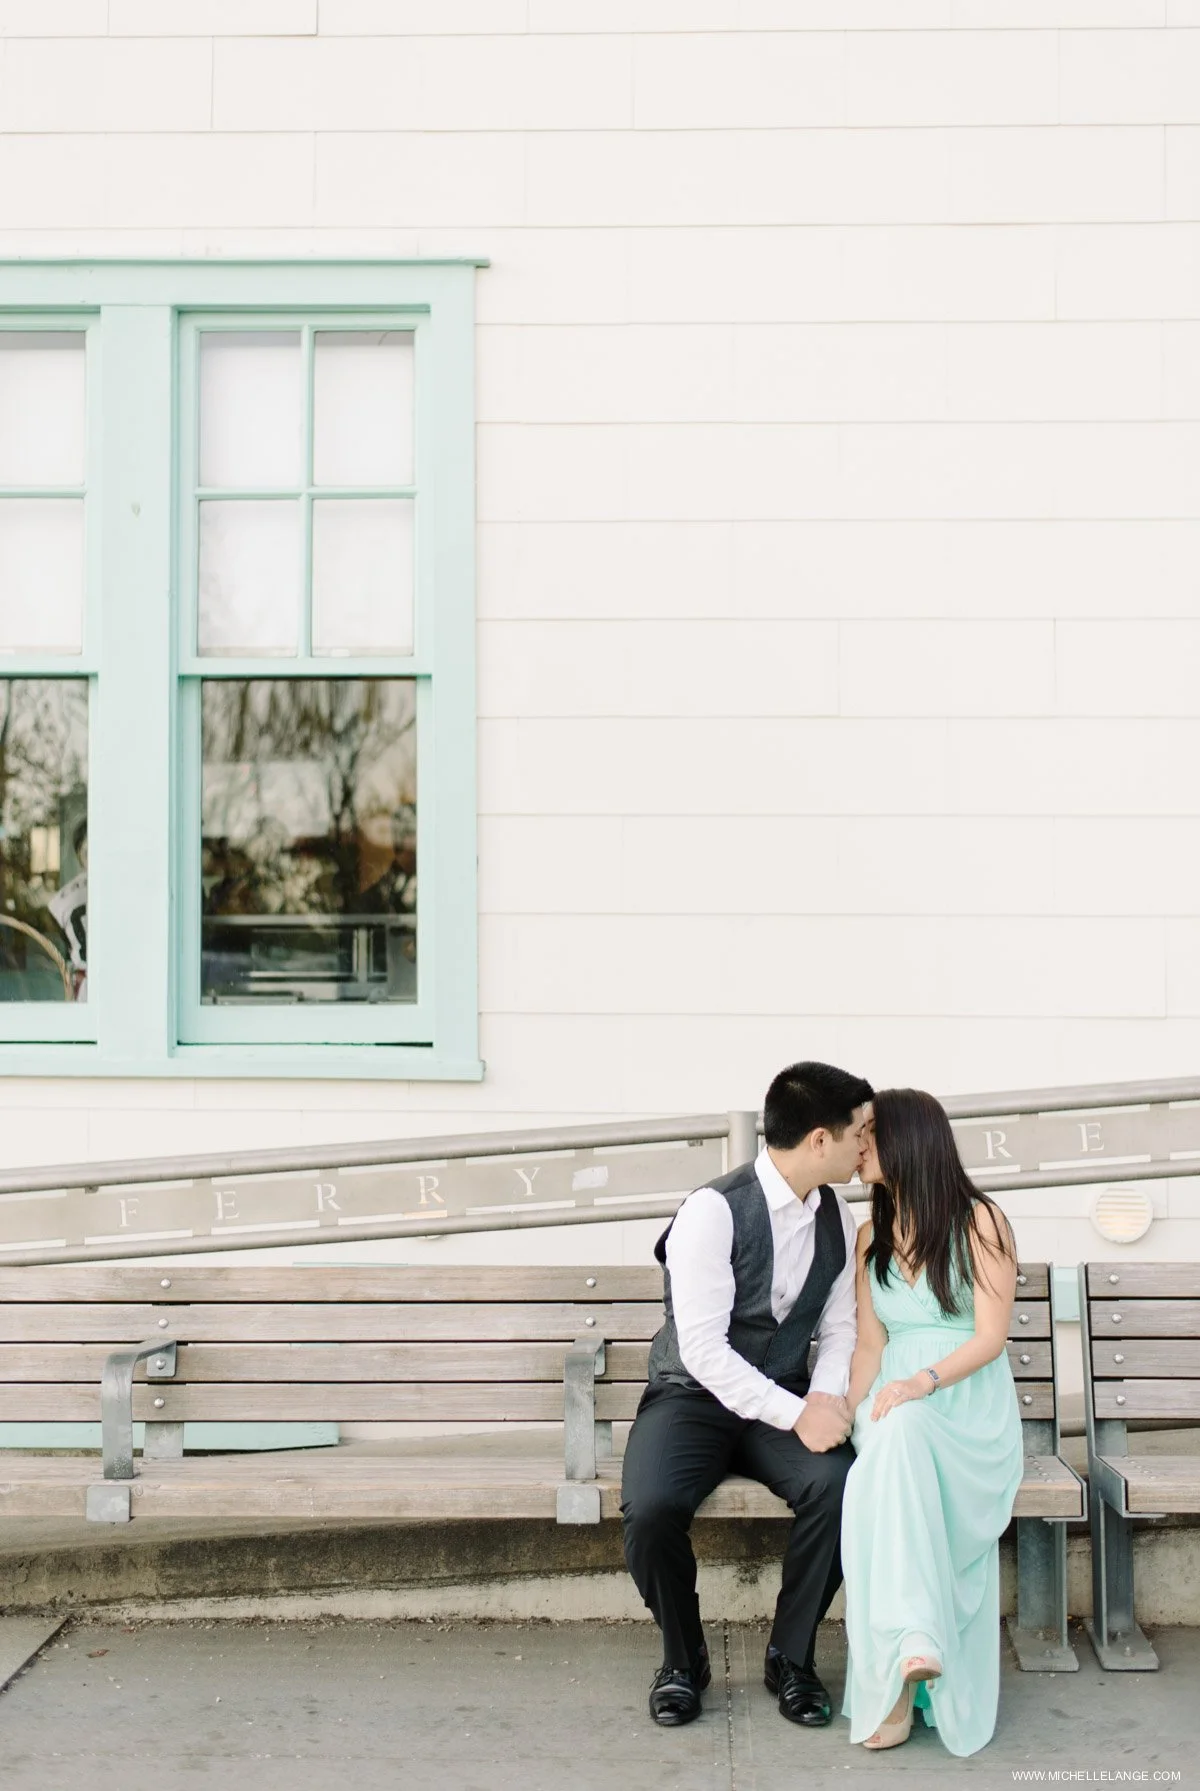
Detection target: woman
<box><xmin>840</xmin><ymin>1088</ymin><xmax>1023</xmax><ymax>1758</ymax></box>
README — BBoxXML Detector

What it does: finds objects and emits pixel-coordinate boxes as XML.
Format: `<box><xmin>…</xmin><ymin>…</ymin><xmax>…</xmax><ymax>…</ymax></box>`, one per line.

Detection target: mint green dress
<box><xmin>840</xmin><ymin>1250</ymin><xmax>1024</xmax><ymax>1758</ymax></box>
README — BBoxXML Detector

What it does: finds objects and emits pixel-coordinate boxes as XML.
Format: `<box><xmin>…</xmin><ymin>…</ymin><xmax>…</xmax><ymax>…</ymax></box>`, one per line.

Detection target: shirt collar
<box><xmin>756</xmin><ymin>1146</ymin><xmax>821</xmax><ymax>1218</ymax></box>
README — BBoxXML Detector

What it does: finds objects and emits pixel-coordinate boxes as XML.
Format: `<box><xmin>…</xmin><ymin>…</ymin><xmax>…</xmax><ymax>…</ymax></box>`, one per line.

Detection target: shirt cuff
<box><xmin>807</xmin><ymin>1362</ymin><xmax>851</xmax><ymax>1399</ymax></box>
<box><xmin>761</xmin><ymin>1386</ymin><xmax>805</xmax><ymax>1431</ymax></box>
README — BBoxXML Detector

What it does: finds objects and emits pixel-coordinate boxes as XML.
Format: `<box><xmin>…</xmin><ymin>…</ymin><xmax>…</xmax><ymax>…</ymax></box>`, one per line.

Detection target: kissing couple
<box><xmin>620</xmin><ymin>1060</ymin><xmax>1025</xmax><ymax>1758</ymax></box>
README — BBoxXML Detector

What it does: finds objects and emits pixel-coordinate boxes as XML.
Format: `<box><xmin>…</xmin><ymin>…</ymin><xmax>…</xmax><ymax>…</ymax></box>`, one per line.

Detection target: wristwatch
<box><xmin>922</xmin><ymin>1366</ymin><xmax>940</xmax><ymax>1391</ymax></box>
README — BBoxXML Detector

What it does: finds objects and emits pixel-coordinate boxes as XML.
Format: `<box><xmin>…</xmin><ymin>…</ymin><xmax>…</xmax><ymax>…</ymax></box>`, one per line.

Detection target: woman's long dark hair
<box><xmin>865</xmin><ymin>1088</ymin><xmax>1015</xmax><ymax>1317</ymax></box>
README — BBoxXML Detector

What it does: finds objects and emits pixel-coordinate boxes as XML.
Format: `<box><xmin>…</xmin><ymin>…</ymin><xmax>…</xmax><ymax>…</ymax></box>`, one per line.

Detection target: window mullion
<box><xmin>300</xmin><ymin>323</ymin><xmax>315</xmax><ymax>660</ymax></box>
<box><xmin>89</xmin><ymin>303</ymin><xmax>175</xmax><ymax>1067</ymax></box>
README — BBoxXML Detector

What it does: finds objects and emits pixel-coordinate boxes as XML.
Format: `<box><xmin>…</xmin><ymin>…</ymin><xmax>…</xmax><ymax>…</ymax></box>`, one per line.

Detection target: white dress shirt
<box><xmin>664</xmin><ymin>1145</ymin><xmax>859</xmax><ymax>1432</ymax></box>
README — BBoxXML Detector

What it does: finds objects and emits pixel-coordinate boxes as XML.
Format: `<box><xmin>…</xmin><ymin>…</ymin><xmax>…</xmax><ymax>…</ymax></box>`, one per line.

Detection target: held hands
<box><xmin>793</xmin><ymin>1390</ymin><xmax>853</xmax><ymax>1454</ymax></box>
<box><xmin>870</xmin><ymin>1373</ymin><xmax>933</xmax><ymax>1422</ymax></box>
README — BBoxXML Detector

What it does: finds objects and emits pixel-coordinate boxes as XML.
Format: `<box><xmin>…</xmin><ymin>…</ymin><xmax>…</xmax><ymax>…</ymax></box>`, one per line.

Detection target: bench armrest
<box><xmin>101</xmin><ymin>1338</ymin><xmax>178</xmax><ymax>1481</ymax></box>
<box><xmin>563</xmin><ymin>1333</ymin><xmax>606</xmax><ymax>1482</ymax></box>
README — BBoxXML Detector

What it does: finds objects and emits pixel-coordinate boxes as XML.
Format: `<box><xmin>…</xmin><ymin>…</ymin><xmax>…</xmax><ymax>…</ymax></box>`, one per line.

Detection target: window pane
<box><xmin>0</xmin><ymin>680</ymin><xmax>88</xmax><ymax>1004</ymax></box>
<box><xmin>198</xmin><ymin>500</ymin><xmax>301</xmax><ymax>657</ymax></box>
<box><xmin>311</xmin><ymin>499</ymin><xmax>414</xmax><ymax>657</ymax></box>
<box><xmin>0</xmin><ymin>499</ymin><xmax>84</xmax><ymax>653</ymax></box>
<box><xmin>199</xmin><ymin>331</ymin><xmax>302</xmax><ymax>490</ymax></box>
<box><xmin>0</xmin><ymin>333</ymin><xmax>86</xmax><ymax>487</ymax></box>
<box><xmin>201</xmin><ymin>679</ymin><xmax>416</xmax><ymax>1005</ymax></box>
<box><xmin>313</xmin><ymin>332</ymin><xmax>414</xmax><ymax>488</ymax></box>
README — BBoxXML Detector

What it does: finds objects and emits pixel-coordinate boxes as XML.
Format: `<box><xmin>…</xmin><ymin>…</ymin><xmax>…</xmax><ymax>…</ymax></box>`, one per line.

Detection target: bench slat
<box><xmin>0</xmin><ymin>1303</ymin><xmax>663</xmax><ymax>1344</ymax></box>
<box><xmin>1091</xmin><ymin>1340</ymin><xmax>1200</xmax><ymax>1377</ymax></box>
<box><xmin>1087</xmin><ymin>1299</ymin><xmax>1200</xmax><ymax>1338</ymax></box>
<box><xmin>1007</xmin><ymin>1303</ymin><xmax>1051</xmax><ymax>1339</ymax></box>
<box><xmin>0</xmin><ymin>1342</ymin><xmax>656</xmax><ymax>1384</ymax></box>
<box><xmin>0</xmin><ymin>1384</ymin><xmax>650</xmax><ymax>1423</ymax></box>
<box><xmin>1093</xmin><ymin>1381</ymin><xmax>1200</xmax><ymax>1420</ymax></box>
<box><xmin>0</xmin><ymin>1262</ymin><xmax>1049</xmax><ymax>1302</ymax></box>
<box><xmin>1086</xmin><ymin>1265</ymin><xmax>1200</xmax><ymax>1299</ymax></box>
<box><xmin>1006</xmin><ymin>1341</ymin><xmax>1052</xmax><ymax>1377</ymax></box>
<box><xmin>0</xmin><ymin>1338</ymin><xmax>1054</xmax><ymax>1385</ymax></box>
<box><xmin>0</xmin><ymin>1439</ymin><xmax>1085</xmax><ymax>1524</ymax></box>
<box><xmin>1106</xmin><ymin>1455</ymin><xmax>1200</xmax><ymax>1514</ymax></box>
<box><xmin>0</xmin><ymin>1267</ymin><xmax>666</xmax><ymax>1304</ymax></box>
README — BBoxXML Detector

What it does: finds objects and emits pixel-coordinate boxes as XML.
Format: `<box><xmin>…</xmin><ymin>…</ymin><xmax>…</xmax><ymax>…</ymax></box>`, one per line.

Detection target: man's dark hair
<box><xmin>763</xmin><ymin>1061</ymin><xmax>874</xmax><ymax>1150</ymax></box>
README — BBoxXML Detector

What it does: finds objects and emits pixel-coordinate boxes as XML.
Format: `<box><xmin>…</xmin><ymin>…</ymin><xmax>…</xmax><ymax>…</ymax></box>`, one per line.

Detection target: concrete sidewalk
<box><xmin>0</xmin><ymin>1616</ymin><xmax>1194</xmax><ymax>1791</ymax></box>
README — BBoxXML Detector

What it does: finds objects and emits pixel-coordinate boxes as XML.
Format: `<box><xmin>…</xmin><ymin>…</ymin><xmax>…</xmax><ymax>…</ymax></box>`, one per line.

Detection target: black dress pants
<box><xmin>620</xmin><ymin>1379</ymin><xmax>854</xmax><ymax>1673</ymax></box>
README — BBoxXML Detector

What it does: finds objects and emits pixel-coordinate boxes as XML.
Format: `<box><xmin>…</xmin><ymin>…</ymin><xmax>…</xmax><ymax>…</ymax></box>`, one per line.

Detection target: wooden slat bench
<box><xmin>0</xmin><ymin>1264</ymin><xmax>659</xmax><ymax>1524</ymax></box>
<box><xmin>1080</xmin><ymin>1261</ymin><xmax>1200</xmax><ymax>1670</ymax></box>
<box><xmin>0</xmin><ymin>1260</ymin><xmax>1083</xmax><ymax>1670</ymax></box>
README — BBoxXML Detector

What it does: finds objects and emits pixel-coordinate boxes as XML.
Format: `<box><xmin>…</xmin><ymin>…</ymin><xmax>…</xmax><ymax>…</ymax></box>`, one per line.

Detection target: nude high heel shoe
<box><xmin>862</xmin><ymin>1681</ymin><xmax>915</xmax><ymax>1751</ymax></box>
<box><xmin>861</xmin><ymin>1655</ymin><xmax>943</xmax><ymax>1751</ymax></box>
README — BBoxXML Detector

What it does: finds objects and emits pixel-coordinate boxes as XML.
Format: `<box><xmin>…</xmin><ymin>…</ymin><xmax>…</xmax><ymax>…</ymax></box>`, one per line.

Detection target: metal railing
<box><xmin>0</xmin><ymin>1073</ymin><xmax>1198</xmax><ymax>1267</ymax></box>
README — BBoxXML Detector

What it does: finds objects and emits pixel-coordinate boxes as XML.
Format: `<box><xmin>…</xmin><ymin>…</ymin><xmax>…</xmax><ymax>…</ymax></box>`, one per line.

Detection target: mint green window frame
<box><xmin>0</xmin><ymin>313</ymin><xmax>102</xmax><ymax>1045</ymax></box>
<box><xmin>0</xmin><ymin>262</ymin><xmax>482</xmax><ymax>1081</ymax></box>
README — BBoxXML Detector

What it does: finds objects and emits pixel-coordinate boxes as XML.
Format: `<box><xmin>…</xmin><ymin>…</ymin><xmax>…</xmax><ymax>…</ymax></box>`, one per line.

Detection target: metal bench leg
<box><xmin>1006</xmin><ymin>1518</ymin><xmax>1078</xmax><ymax>1671</ymax></box>
<box><xmin>1086</xmin><ymin>1494</ymin><xmax>1158</xmax><ymax>1670</ymax></box>
<box><xmin>87</xmin><ymin>1338</ymin><xmax>178</xmax><ymax>1524</ymax></box>
<box><xmin>557</xmin><ymin>1333</ymin><xmax>605</xmax><ymax>1525</ymax></box>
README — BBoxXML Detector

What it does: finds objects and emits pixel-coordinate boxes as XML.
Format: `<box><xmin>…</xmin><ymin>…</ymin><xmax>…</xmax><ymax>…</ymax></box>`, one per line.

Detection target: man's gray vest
<box><xmin>646</xmin><ymin>1160</ymin><xmax>847</xmax><ymax>1394</ymax></box>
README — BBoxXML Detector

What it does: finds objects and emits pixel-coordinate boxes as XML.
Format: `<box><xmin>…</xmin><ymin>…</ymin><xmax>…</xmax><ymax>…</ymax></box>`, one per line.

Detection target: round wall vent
<box><xmin>1089</xmin><ymin>1186</ymin><xmax>1154</xmax><ymax>1244</ymax></box>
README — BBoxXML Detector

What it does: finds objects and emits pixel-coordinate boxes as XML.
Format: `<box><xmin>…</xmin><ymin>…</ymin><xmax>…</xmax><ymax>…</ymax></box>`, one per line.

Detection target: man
<box><xmin>621</xmin><ymin>1060</ymin><xmax>873</xmax><ymax>1728</ymax></box>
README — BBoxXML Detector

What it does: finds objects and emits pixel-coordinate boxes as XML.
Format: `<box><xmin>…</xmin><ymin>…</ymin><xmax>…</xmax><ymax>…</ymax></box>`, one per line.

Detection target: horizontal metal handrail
<box><xmin>2</xmin><ymin>1149</ymin><xmax>1195</xmax><ymax>1267</ymax></box>
<box><xmin>1</xmin><ymin>1073</ymin><xmax>1198</xmax><ymax>1267</ymax></box>
<box><xmin>2</xmin><ymin>1073</ymin><xmax>1199</xmax><ymax>1201</ymax></box>
<box><xmin>0</xmin><ymin>1114</ymin><xmax>731</xmax><ymax>1199</ymax></box>
<box><xmin>940</xmin><ymin>1074</ymin><xmax>1200</xmax><ymax>1121</ymax></box>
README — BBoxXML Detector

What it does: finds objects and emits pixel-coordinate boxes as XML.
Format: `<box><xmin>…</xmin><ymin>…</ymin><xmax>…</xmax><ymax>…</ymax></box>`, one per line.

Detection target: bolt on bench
<box><xmin>1080</xmin><ymin>1261</ymin><xmax>1200</xmax><ymax>1671</ymax></box>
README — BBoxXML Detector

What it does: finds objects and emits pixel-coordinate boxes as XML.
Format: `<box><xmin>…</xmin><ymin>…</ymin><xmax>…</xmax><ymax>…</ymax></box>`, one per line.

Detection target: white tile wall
<box><xmin>0</xmin><ymin>40</ymin><xmax>213</xmax><ymax>132</ymax></box>
<box><xmin>2</xmin><ymin>5</ymin><xmax>1199</xmax><ymax>1174</ymax></box>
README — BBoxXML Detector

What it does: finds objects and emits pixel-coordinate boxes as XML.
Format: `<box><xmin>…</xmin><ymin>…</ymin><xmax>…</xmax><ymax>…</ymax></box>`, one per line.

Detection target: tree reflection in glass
<box><xmin>200</xmin><ymin>679</ymin><xmax>417</xmax><ymax>1004</ymax></box>
<box><xmin>0</xmin><ymin>679</ymin><xmax>89</xmax><ymax>1002</ymax></box>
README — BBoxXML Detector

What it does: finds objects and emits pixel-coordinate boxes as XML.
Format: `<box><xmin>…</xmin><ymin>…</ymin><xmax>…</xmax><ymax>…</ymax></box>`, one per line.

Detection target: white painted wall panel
<box><xmin>946</xmin><ymin>721</ymin><xmax>1200</xmax><ymax>815</ymax></box>
<box><xmin>479</xmin><ymin>915</ymin><xmax>1165</xmax><ymax>1018</ymax></box>
<box><xmin>315</xmin><ymin>133</ymin><xmax>526</xmax><ymax>227</ymax></box>
<box><xmin>216</xmin><ymin>36</ymin><xmax>633</xmax><ymax>133</ymax></box>
<box><xmin>1061</xmin><ymin>30</ymin><xmax>1200</xmax><ymax>123</ymax></box>
<box><xmin>481</xmin><ymin>517</ymin><xmax>1200</xmax><ymax>622</ymax></box>
<box><xmin>1</xmin><ymin>4</ymin><xmax>1199</xmax><ymax>1170</ymax></box>
<box><xmin>840</xmin><ymin>620</ymin><xmax>1056</xmax><ymax>717</ymax></box>
<box><xmin>0</xmin><ymin>0</ymin><xmax>106</xmax><ymax>31</ymax></box>
<box><xmin>948</xmin><ymin>127</ymin><xmax>1164</xmax><ymax>223</ymax></box>
<box><xmin>478</xmin><ymin>619</ymin><xmax>840</xmax><ymax>718</ymax></box>
<box><xmin>1057</xmin><ymin>621</ymin><xmax>1200</xmax><ymax>715</ymax></box>
<box><xmin>478</xmin><ymin>719</ymin><xmax>951</xmax><ymax>816</ymax></box>
<box><xmin>632</xmin><ymin>34</ymin><xmax>845</xmax><ymax>131</ymax></box>
<box><xmin>317</xmin><ymin>0</ymin><xmax>525</xmax><ymax>31</ymax></box>
<box><xmin>845</xmin><ymin>31</ymin><xmax>1059</xmax><ymax>128</ymax></box>
<box><xmin>0</xmin><ymin>40</ymin><xmax>213</xmax><ymax>133</ymax></box>
<box><xmin>111</xmin><ymin>0</ymin><xmax>317</xmax><ymax>30</ymax></box>
<box><xmin>1056</xmin><ymin>225</ymin><xmax>1200</xmax><ymax>318</ymax></box>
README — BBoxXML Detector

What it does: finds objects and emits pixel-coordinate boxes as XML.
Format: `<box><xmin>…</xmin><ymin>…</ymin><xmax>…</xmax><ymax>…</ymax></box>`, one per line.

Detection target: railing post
<box><xmin>726</xmin><ymin>1110</ymin><xmax>759</xmax><ymax>1172</ymax></box>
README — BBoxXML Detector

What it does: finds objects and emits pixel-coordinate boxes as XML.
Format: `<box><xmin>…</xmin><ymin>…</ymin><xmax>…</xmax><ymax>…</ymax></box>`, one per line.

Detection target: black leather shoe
<box><xmin>648</xmin><ymin>1665</ymin><xmax>703</xmax><ymax>1726</ymax></box>
<box><xmin>763</xmin><ymin>1647</ymin><xmax>832</xmax><ymax>1726</ymax></box>
<box><xmin>648</xmin><ymin>1640</ymin><xmax>712</xmax><ymax>1725</ymax></box>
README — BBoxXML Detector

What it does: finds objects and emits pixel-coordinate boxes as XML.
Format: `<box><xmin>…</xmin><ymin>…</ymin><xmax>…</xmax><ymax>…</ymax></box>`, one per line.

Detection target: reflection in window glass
<box><xmin>0</xmin><ymin>680</ymin><xmax>88</xmax><ymax>1003</ymax></box>
<box><xmin>201</xmin><ymin>679</ymin><xmax>416</xmax><ymax>1005</ymax></box>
